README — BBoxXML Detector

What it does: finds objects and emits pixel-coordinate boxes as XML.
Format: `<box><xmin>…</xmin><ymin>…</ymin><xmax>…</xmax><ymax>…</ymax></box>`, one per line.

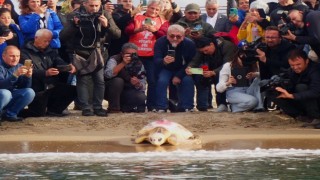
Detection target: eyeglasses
<box><xmin>169</xmin><ymin>34</ymin><xmax>182</xmax><ymax>39</ymax></box>
<box><xmin>265</xmin><ymin>36</ymin><xmax>280</xmax><ymax>39</ymax></box>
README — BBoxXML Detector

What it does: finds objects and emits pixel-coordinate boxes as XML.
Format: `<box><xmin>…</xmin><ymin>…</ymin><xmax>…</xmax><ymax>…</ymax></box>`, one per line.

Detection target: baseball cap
<box><xmin>185</xmin><ymin>3</ymin><xmax>200</xmax><ymax>13</ymax></box>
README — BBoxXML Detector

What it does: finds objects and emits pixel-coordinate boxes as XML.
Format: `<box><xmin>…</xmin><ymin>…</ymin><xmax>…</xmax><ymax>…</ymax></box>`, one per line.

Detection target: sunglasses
<box><xmin>169</xmin><ymin>34</ymin><xmax>182</xmax><ymax>39</ymax></box>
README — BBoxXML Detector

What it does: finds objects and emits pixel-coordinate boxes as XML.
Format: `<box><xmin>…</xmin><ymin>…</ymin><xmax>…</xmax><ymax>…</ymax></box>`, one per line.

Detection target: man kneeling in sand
<box><xmin>19</xmin><ymin>29</ymin><xmax>77</xmax><ymax>117</ymax></box>
<box><xmin>271</xmin><ymin>49</ymin><xmax>320</xmax><ymax>129</ymax></box>
<box><xmin>0</xmin><ymin>46</ymin><xmax>35</xmax><ymax>124</ymax></box>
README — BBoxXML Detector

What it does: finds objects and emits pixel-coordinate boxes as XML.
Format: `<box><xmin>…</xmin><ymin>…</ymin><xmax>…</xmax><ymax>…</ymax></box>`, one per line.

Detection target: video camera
<box><xmin>259</xmin><ymin>73</ymin><xmax>291</xmax><ymax>97</ymax></box>
<box><xmin>239</xmin><ymin>37</ymin><xmax>267</xmax><ymax>58</ymax></box>
<box><xmin>238</xmin><ymin>37</ymin><xmax>267</xmax><ymax>66</ymax></box>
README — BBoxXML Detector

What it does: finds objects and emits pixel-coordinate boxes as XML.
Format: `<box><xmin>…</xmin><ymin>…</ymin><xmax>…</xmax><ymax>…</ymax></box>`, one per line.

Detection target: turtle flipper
<box><xmin>167</xmin><ymin>134</ymin><xmax>178</xmax><ymax>146</ymax></box>
<box><xmin>135</xmin><ymin>132</ymin><xmax>149</xmax><ymax>144</ymax></box>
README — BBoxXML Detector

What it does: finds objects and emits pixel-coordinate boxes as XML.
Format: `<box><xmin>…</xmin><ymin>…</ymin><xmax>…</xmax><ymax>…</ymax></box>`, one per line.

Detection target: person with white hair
<box><xmin>201</xmin><ymin>0</ymin><xmax>232</xmax><ymax>32</ymax></box>
<box><xmin>19</xmin><ymin>29</ymin><xmax>77</xmax><ymax>117</ymax></box>
<box><xmin>153</xmin><ymin>24</ymin><xmax>197</xmax><ymax>112</ymax></box>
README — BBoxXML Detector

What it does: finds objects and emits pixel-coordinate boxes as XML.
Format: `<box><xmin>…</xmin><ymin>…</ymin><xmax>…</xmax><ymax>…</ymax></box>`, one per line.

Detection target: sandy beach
<box><xmin>1</xmin><ymin>107</ymin><xmax>320</xmax><ymax>153</ymax></box>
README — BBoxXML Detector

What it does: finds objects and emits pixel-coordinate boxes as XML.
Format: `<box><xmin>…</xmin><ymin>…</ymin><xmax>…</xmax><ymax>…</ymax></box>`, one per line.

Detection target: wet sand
<box><xmin>1</xmin><ymin>109</ymin><xmax>320</xmax><ymax>153</ymax></box>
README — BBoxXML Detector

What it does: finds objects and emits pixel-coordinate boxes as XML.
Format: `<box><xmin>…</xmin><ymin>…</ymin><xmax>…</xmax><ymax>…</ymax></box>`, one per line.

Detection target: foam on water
<box><xmin>1</xmin><ymin>148</ymin><xmax>320</xmax><ymax>163</ymax></box>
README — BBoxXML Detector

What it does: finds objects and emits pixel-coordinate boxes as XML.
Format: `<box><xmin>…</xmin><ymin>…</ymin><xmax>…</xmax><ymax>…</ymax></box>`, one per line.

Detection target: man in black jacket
<box><xmin>283</xmin><ymin>9</ymin><xmax>320</xmax><ymax>58</ymax></box>
<box><xmin>62</xmin><ymin>0</ymin><xmax>121</xmax><ymax>116</ymax></box>
<box><xmin>20</xmin><ymin>29</ymin><xmax>77</xmax><ymax>117</ymax></box>
<box><xmin>186</xmin><ymin>36</ymin><xmax>238</xmax><ymax>112</ymax></box>
<box><xmin>272</xmin><ymin>48</ymin><xmax>320</xmax><ymax>128</ymax></box>
<box><xmin>256</xmin><ymin>26</ymin><xmax>295</xmax><ymax>80</ymax></box>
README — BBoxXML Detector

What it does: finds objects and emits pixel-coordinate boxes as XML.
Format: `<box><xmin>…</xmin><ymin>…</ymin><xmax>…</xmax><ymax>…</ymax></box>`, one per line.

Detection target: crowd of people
<box><xmin>0</xmin><ymin>0</ymin><xmax>320</xmax><ymax>128</ymax></box>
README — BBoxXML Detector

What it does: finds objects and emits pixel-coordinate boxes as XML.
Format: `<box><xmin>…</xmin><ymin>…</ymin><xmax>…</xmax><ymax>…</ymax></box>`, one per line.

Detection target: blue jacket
<box><xmin>0</xmin><ymin>62</ymin><xmax>32</xmax><ymax>91</ymax></box>
<box><xmin>154</xmin><ymin>36</ymin><xmax>196</xmax><ymax>79</ymax></box>
<box><xmin>18</xmin><ymin>9</ymin><xmax>63</xmax><ymax>48</ymax></box>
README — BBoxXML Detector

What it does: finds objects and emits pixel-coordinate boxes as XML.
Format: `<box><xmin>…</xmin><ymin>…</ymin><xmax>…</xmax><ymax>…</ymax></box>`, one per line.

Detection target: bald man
<box><xmin>0</xmin><ymin>46</ymin><xmax>35</xmax><ymax>123</ymax></box>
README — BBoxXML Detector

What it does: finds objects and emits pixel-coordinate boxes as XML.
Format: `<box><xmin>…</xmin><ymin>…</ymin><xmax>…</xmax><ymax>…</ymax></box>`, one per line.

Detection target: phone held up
<box><xmin>229</xmin><ymin>8</ymin><xmax>238</xmax><ymax>16</ymax></box>
<box><xmin>167</xmin><ymin>50</ymin><xmax>175</xmax><ymax>57</ymax></box>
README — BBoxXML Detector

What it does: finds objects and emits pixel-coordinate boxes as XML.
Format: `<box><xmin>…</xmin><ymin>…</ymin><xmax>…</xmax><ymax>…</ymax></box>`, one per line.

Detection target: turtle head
<box><xmin>149</xmin><ymin>133</ymin><xmax>166</xmax><ymax>146</ymax></box>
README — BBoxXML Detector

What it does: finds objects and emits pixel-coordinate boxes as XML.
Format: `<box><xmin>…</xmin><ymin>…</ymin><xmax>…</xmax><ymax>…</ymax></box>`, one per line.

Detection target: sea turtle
<box><xmin>135</xmin><ymin>119</ymin><xmax>200</xmax><ymax>146</ymax></box>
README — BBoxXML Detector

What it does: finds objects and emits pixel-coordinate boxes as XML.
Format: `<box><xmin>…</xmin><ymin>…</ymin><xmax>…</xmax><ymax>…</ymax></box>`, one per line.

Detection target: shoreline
<box><xmin>1</xmin><ymin>110</ymin><xmax>320</xmax><ymax>153</ymax></box>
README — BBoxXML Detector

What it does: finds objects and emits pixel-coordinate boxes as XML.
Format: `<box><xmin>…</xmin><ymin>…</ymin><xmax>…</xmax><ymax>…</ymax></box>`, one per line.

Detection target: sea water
<box><xmin>1</xmin><ymin>148</ymin><xmax>320</xmax><ymax>179</ymax></box>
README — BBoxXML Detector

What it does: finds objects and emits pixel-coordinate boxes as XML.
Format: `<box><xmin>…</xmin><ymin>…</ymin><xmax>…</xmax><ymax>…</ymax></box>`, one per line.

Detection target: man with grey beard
<box><xmin>153</xmin><ymin>24</ymin><xmax>197</xmax><ymax>112</ymax></box>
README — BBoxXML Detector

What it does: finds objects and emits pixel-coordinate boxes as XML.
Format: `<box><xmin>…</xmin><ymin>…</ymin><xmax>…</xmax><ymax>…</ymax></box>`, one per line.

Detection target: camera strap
<box><xmin>79</xmin><ymin>18</ymin><xmax>97</xmax><ymax>48</ymax></box>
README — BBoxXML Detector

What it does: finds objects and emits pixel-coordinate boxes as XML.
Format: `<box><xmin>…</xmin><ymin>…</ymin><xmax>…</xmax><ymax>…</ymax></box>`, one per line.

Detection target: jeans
<box><xmin>226</xmin><ymin>78</ymin><xmax>263</xmax><ymax>112</ymax></box>
<box><xmin>0</xmin><ymin>88</ymin><xmax>35</xmax><ymax>118</ymax></box>
<box><xmin>77</xmin><ymin>68</ymin><xmax>105</xmax><ymax>110</ymax></box>
<box><xmin>156</xmin><ymin>69</ymin><xmax>194</xmax><ymax>110</ymax></box>
<box><xmin>194</xmin><ymin>75</ymin><xmax>227</xmax><ymax>110</ymax></box>
<box><xmin>140</xmin><ymin>57</ymin><xmax>156</xmax><ymax>110</ymax></box>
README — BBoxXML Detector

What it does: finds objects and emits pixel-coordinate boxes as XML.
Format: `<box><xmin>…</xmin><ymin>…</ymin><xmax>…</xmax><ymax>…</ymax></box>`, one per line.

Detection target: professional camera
<box><xmin>127</xmin><ymin>53</ymin><xmax>144</xmax><ymax>78</ymax></box>
<box><xmin>239</xmin><ymin>37</ymin><xmax>267</xmax><ymax>58</ymax></box>
<box><xmin>259</xmin><ymin>73</ymin><xmax>292</xmax><ymax>97</ymax></box>
<box><xmin>0</xmin><ymin>25</ymin><xmax>10</xmax><ymax>37</ymax></box>
<box><xmin>278</xmin><ymin>13</ymin><xmax>297</xmax><ymax>35</ymax></box>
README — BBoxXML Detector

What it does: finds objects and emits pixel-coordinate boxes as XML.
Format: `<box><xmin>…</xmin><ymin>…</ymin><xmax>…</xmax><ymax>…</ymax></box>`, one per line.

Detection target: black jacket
<box><xmin>20</xmin><ymin>41</ymin><xmax>68</xmax><ymax>92</ymax></box>
<box><xmin>259</xmin><ymin>39</ymin><xmax>295</xmax><ymax>80</ymax></box>
<box><xmin>289</xmin><ymin>61</ymin><xmax>320</xmax><ymax>100</ymax></box>
<box><xmin>188</xmin><ymin>38</ymin><xmax>238</xmax><ymax>75</ymax></box>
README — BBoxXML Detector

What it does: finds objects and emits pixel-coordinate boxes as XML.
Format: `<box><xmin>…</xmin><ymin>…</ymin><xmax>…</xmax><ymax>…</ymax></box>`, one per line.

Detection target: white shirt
<box><xmin>206</xmin><ymin>13</ymin><xmax>218</xmax><ymax>28</ymax></box>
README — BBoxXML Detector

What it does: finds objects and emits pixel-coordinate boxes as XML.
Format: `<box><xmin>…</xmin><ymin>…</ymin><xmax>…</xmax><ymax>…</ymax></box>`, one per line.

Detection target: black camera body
<box><xmin>127</xmin><ymin>53</ymin><xmax>142</xmax><ymax>77</ymax></box>
<box><xmin>240</xmin><ymin>38</ymin><xmax>267</xmax><ymax>58</ymax></box>
<box><xmin>0</xmin><ymin>25</ymin><xmax>10</xmax><ymax>37</ymax></box>
<box><xmin>278</xmin><ymin>13</ymin><xmax>296</xmax><ymax>35</ymax></box>
<box><xmin>76</xmin><ymin>11</ymin><xmax>102</xmax><ymax>22</ymax></box>
<box><xmin>260</xmin><ymin>74</ymin><xmax>291</xmax><ymax>97</ymax></box>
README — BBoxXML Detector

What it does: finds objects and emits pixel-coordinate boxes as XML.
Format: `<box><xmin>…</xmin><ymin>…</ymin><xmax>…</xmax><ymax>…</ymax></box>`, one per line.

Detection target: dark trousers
<box><xmin>273</xmin><ymin>84</ymin><xmax>320</xmax><ymax>119</ymax></box>
<box><xmin>105</xmin><ymin>77</ymin><xmax>146</xmax><ymax>112</ymax></box>
<box><xmin>20</xmin><ymin>83</ymin><xmax>76</xmax><ymax>117</ymax></box>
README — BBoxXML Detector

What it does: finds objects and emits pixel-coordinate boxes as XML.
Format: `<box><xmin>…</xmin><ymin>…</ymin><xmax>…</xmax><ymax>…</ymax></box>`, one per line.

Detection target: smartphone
<box><xmin>229</xmin><ymin>8</ymin><xmax>238</xmax><ymax>16</ymax></box>
<box><xmin>41</xmin><ymin>0</ymin><xmax>48</xmax><ymax>5</ymax></box>
<box><xmin>112</xmin><ymin>4</ymin><xmax>123</xmax><ymax>9</ymax></box>
<box><xmin>190</xmin><ymin>68</ymin><xmax>203</xmax><ymax>75</ymax></box>
<box><xmin>24</xmin><ymin>59</ymin><xmax>32</xmax><ymax>69</ymax></box>
<box><xmin>257</xmin><ymin>8</ymin><xmax>266</xmax><ymax>18</ymax></box>
<box><xmin>144</xmin><ymin>18</ymin><xmax>152</xmax><ymax>25</ymax></box>
<box><xmin>167</xmin><ymin>50</ymin><xmax>175</xmax><ymax>57</ymax></box>
<box><xmin>141</xmin><ymin>0</ymin><xmax>147</xmax><ymax>6</ymax></box>
<box><xmin>56</xmin><ymin>65</ymin><xmax>72</xmax><ymax>72</ymax></box>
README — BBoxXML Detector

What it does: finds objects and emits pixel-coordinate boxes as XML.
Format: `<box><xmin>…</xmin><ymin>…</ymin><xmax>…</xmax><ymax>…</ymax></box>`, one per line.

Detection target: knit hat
<box><xmin>250</xmin><ymin>0</ymin><xmax>269</xmax><ymax>14</ymax></box>
<box><xmin>185</xmin><ymin>3</ymin><xmax>200</xmax><ymax>13</ymax></box>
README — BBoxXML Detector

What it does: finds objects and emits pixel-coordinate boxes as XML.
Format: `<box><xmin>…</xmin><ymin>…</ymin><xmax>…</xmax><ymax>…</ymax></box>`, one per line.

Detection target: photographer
<box><xmin>256</xmin><ymin>26</ymin><xmax>295</xmax><ymax>80</ymax></box>
<box><xmin>186</xmin><ymin>36</ymin><xmax>238</xmax><ymax>112</ymax></box>
<box><xmin>283</xmin><ymin>9</ymin><xmax>320</xmax><ymax>58</ymax></box>
<box><xmin>104</xmin><ymin>43</ymin><xmax>146</xmax><ymax>113</ymax></box>
<box><xmin>269</xmin><ymin>0</ymin><xmax>308</xmax><ymax>26</ymax></box>
<box><xmin>64</xmin><ymin>0</ymin><xmax>121</xmax><ymax>116</ymax></box>
<box><xmin>216</xmin><ymin>50</ymin><xmax>264</xmax><ymax>112</ymax></box>
<box><xmin>154</xmin><ymin>24</ymin><xmax>196</xmax><ymax>112</ymax></box>
<box><xmin>272</xmin><ymin>48</ymin><xmax>320</xmax><ymax>128</ymax></box>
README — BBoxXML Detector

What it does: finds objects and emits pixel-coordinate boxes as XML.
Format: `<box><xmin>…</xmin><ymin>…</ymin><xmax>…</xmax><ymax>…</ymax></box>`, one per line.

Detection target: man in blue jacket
<box><xmin>154</xmin><ymin>24</ymin><xmax>197</xmax><ymax>112</ymax></box>
<box><xmin>0</xmin><ymin>46</ymin><xmax>35</xmax><ymax>124</ymax></box>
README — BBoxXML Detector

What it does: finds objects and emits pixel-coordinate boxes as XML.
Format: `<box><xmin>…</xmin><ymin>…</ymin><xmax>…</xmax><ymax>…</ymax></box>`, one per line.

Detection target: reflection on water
<box><xmin>1</xmin><ymin>149</ymin><xmax>320</xmax><ymax>179</ymax></box>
